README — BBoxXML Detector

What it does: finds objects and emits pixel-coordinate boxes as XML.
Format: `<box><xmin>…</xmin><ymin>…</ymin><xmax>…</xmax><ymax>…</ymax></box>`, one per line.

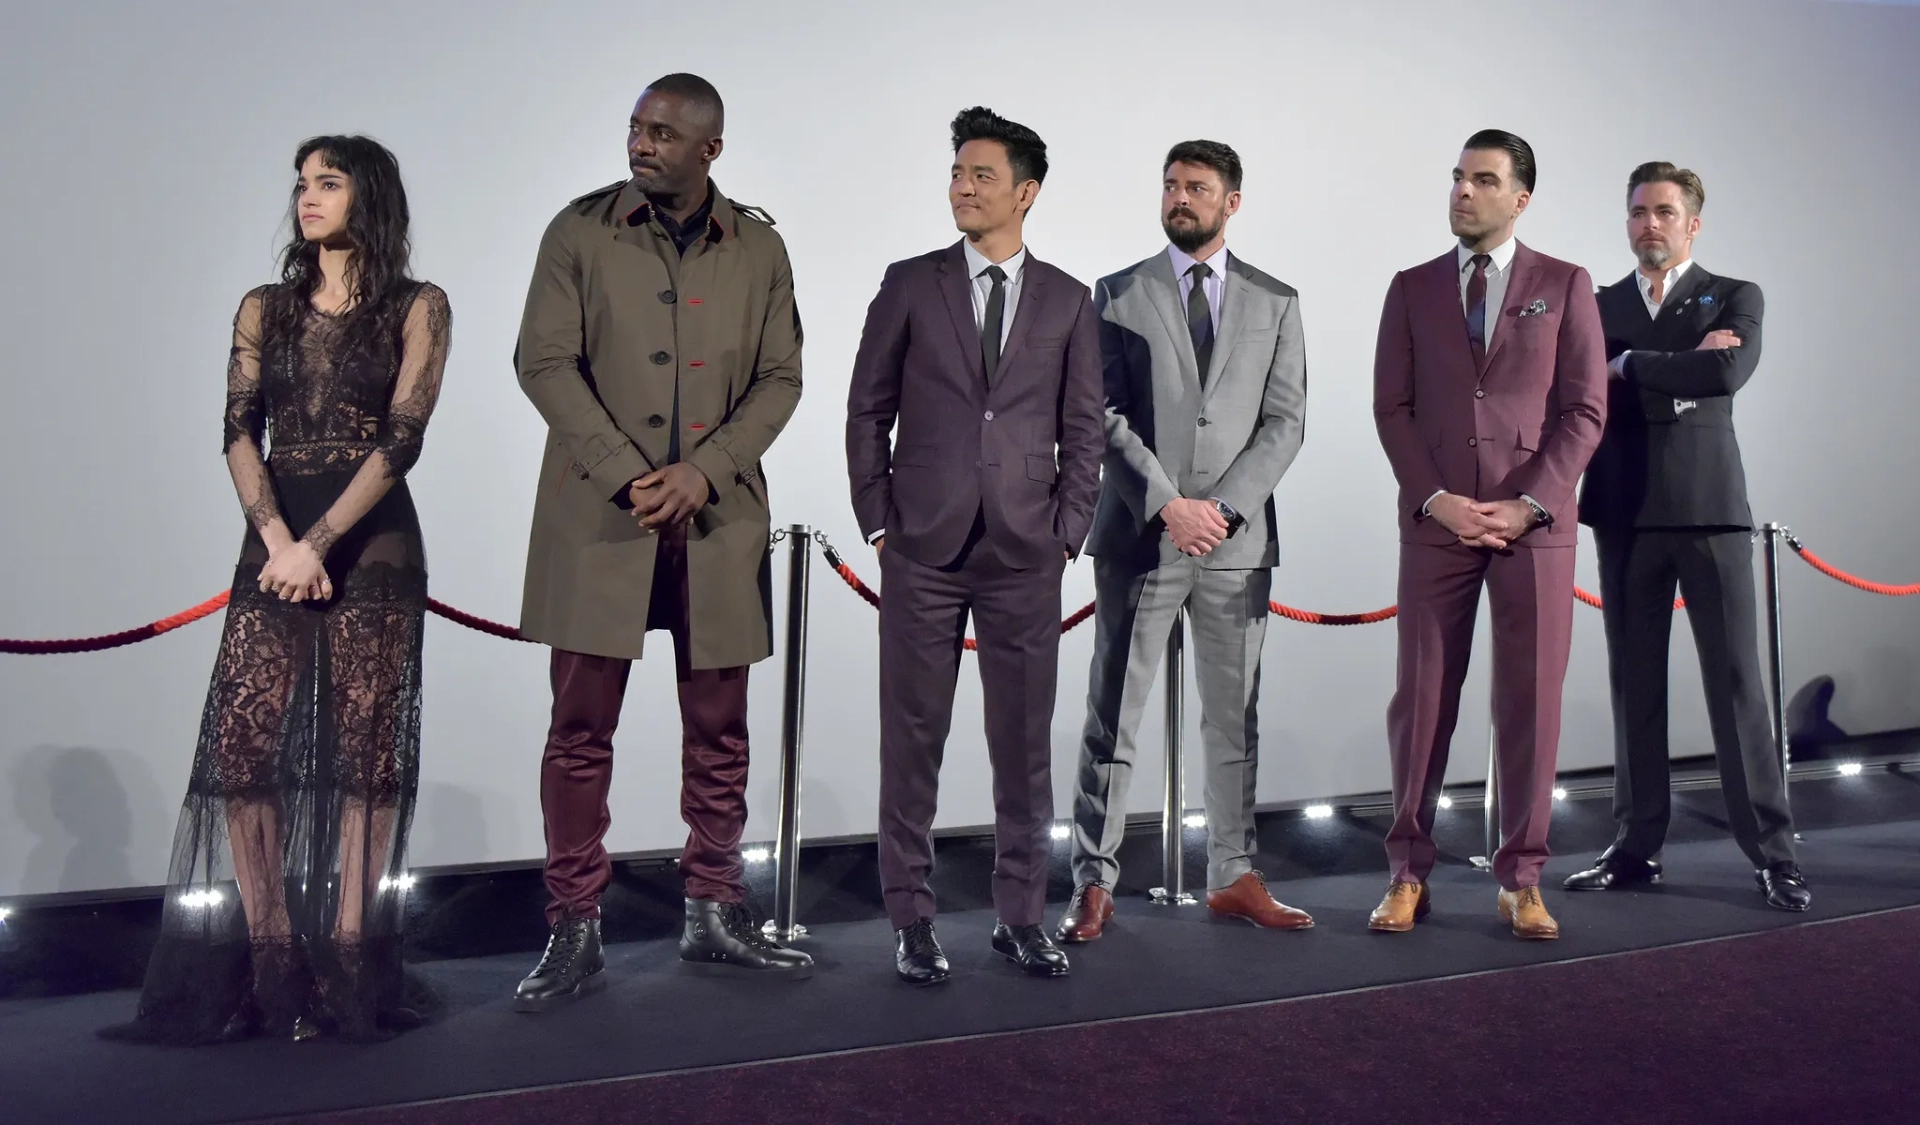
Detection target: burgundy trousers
<box><xmin>539</xmin><ymin>522</ymin><xmax>750</xmax><ymax>925</ymax></box>
<box><xmin>1385</xmin><ymin>540</ymin><xmax>1576</xmax><ymax>891</ymax></box>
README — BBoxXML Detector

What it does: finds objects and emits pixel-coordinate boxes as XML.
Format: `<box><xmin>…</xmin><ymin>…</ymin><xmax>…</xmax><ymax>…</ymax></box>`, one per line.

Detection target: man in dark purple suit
<box><xmin>1368</xmin><ymin>130</ymin><xmax>1607</xmax><ymax>941</ymax></box>
<box><xmin>845</xmin><ymin>106</ymin><xmax>1104</xmax><ymax>984</ymax></box>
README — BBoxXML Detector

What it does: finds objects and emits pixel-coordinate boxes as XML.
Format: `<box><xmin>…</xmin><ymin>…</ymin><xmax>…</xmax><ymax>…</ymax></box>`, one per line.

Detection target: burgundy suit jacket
<box><xmin>845</xmin><ymin>241</ymin><xmax>1105</xmax><ymax>569</ymax></box>
<box><xmin>1372</xmin><ymin>243</ymin><xmax>1607</xmax><ymax>547</ymax></box>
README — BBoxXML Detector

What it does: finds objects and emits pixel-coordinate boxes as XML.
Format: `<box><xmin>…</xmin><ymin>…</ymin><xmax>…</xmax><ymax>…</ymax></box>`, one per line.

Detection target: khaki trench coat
<box><xmin>515</xmin><ymin>180</ymin><xmax>802</xmax><ymax>667</ymax></box>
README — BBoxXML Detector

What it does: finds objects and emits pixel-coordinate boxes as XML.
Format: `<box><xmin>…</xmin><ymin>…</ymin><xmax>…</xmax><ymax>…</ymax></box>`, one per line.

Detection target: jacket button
<box><xmin>652</xmin><ymin>351</ymin><xmax>671</xmax><ymax>365</ymax></box>
<box><xmin>1475</xmin><ymin>389</ymin><xmax>1486</xmax><ymax>399</ymax></box>
<box><xmin>1468</xmin><ymin>437</ymin><xmax>1478</xmax><ymax>447</ymax></box>
<box><xmin>1198</xmin><ymin>417</ymin><xmax>1210</xmax><ymax>426</ymax></box>
<box><xmin>648</xmin><ymin>415</ymin><xmax>665</xmax><ymax>428</ymax></box>
<box><xmin>659</xmin><ymin>289</ymin><xmax>677</xmax><ymax>304</ymax></box>
<box><xmin>984</xmin><ymin>410</ymin><xmax>995</xmax><ymax>421</ymax></box>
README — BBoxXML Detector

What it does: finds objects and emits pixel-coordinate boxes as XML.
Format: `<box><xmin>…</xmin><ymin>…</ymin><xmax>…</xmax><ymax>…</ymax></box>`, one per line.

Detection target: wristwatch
<box><xmin>1212</xmin><ymin>499</ymin><xmax>1246</xmax><ymax>538</ymax></box>
<box><xmin>1522</xmin><ymin>496</ymin><xmax>1552</xmax><ymax>527</ymax></box>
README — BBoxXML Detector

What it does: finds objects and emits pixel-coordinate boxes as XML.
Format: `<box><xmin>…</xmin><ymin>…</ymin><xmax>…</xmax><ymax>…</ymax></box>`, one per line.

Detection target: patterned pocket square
<box><xmin>1516</xmin><ymin>298</ymin><xmax>1550</xmax><ymax>318</ymax></box>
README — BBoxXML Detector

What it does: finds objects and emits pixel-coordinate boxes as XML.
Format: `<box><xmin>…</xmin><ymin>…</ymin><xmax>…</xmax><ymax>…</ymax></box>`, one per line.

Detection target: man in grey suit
<box><xmin>1057</xmin><ymin>141</ymin><xmax>1311</xmax><ymax>942</ymax></box>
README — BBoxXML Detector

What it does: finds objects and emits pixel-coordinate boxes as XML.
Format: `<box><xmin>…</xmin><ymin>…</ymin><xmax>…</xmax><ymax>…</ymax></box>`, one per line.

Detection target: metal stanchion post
<box><xmin>1762</xmin><ymin>523</ymin><xmax>1794</xmax><ymax>811</ymax></box>
<box><xmin>1149</xmin><ymin>608</ymin><xmax>1196</xmax><ymax>906</ymax></box>
<box><xmin>1762</xmin><ymin>523</ymin><xmax>1791</xmax><ymax>769</ymax></box>
<box><xmin>765</xmin><ymin>523</ymin><xmax>812</xmax><ymax>942</ymax></box>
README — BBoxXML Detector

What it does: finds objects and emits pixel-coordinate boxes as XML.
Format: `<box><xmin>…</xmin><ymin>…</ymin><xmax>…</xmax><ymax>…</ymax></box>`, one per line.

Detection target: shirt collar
<box><xmin>1457</xmin><ymin>236</ymin><xmax>1517</xmax><ymax>274</ymax></box>
<box><xmin>622</xmin><ymin>181</ymin><xmax>726</xmax><ymax>242</ymax></box>
<box><xmin>963</xmin><ymin>238</ymin><xmax>1027</xmax><ymax>283</ymax></box>
<box><xmin>1168</xmin><ymin>242</ymin><xmax>1230</xmax><ymax>282</ymax></box>
<box><xmin>1636</xmin><ymin>257</ymin><xmax>1695</xmax><ymax>298</ymax></box>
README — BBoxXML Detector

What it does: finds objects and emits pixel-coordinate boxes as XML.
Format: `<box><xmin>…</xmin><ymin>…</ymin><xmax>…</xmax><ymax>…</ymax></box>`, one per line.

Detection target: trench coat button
<box><xmin>1468</xmin><ymin>437</ymin><xmax>1478</xmax><ymax>447</ymax></box>
<box><xmin>651</xmin><ymin>351</ymin><xmax>671</xmax><ymax>365</ymax></box>
<box><xmin>984</xmin><ymin>410</ymin><xmax>995</xmax><ymax>421</ymax></box>
<box><xmin>1198</xmin><ymin>417</ymin><xmax>1210</xmax><ymax>426</ymax></box>
<box><xmin>648</xmin><ymin>415</ymin><xmax>665</xmax><ymax>428</ymax></box>
<box><xmin>1475</xmin><ymin>389</ymin><xmax>1486</xmax><ymax>399</ymax></box>
<box><xmin>659</xmin><ymin>289</ymin><xmax>677</xmax><ymax>304</ymax></box>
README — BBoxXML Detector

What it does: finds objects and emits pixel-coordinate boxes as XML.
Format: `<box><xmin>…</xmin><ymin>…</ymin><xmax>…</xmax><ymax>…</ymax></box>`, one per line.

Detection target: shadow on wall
<box><xmin>4</xmin><ymin>745</ymin><xmax>168</xmax><ymax>896</ymax></box>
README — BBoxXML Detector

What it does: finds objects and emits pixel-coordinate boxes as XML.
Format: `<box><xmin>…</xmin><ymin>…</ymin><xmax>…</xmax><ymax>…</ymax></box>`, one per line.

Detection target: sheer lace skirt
<box><xmin>105</xmin><ymin>468</ymin><xmax>430</xmax><ymax>1045</ymax></box>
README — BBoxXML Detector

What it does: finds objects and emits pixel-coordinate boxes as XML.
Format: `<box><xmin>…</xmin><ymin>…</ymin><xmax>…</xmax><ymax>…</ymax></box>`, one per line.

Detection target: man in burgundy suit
<box><xmin>1369</xmin><ymin>130</ymin><xmax>1607</xmax><ymax>940</ymax></box>
<box><xmin>845</xmin><ymin>107</ymin><xmax>1104</xmax><ymax>984</ymax></box>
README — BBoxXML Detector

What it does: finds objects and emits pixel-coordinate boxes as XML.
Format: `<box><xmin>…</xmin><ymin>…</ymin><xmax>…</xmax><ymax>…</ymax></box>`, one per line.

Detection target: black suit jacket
<box><xmin>844</xmin><ymin>241</ymin><xmax>1105</xmax><ymax>569</ymax></box>
<box><xmin>1578</xmin><ymin>265</ymin><xmax>1763</xmax><ymax>530</ymax></box>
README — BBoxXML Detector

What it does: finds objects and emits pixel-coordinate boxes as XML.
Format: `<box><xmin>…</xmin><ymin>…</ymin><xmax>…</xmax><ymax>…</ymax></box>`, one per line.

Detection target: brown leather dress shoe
<box><xmin>1055</xmin><ymin>884</ymin><xmax>1115</xmax><ymax>943</ymax></box>
<box><xmin>1205</xmin><ymin>872</ymin><xmax>1314</xmax><ymax>930</ymax></box>
<box><xmin>1367</xmin><ymin>881</ymin><xmax>1430</xmax><ymax>932</ymax></box>
<box><xmin>1497</xmin><ymin>886</ymin><xmax>1561</xmax><ymax>940</ymax></box>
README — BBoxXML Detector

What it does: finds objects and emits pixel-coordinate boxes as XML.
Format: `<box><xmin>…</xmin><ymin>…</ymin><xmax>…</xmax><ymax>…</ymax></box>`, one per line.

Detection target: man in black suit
<box><xmin>1570</xmin><ymin>162</ymin><xmax>1810</xmax><ymax>911</ymax></box>
<box><xmin>845</xmin><ymin>107</ymin><xmax>1105</xmax><ymax>983</ymax></box>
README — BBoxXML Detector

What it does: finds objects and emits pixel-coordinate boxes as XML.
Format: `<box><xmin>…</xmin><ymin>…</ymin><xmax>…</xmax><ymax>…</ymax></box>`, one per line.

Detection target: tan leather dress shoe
<box><xmin>1055</xmin><ymin>884</ymin><xmax>1115</xmax><ymax>943</ymax></box>
<box><xmin>1497</xmin><ymin>886</ymin><xmax>1561</xmax><ymax>940</ymax></box>
<box><xmin>1367</xmin><ymin>881</ymin><xmax>1430</xmax><ymax>932</ymax></box>
<box><xmin>1206</xmin><ymin>872</ymin><xmax>1314</xmax><ymax>929</ymax></box>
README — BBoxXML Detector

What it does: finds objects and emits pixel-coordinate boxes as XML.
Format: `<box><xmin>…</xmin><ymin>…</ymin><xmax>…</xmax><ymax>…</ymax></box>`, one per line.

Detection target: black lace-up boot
<box><xmin>513</xmin><ymin>917</ymin><xmax>605</xmax><ymax>1012</ymax></box>
<box><xmin>679</xmin><ymin>899</ymin><xmax>814</xmax><ymax>978</ymax></box>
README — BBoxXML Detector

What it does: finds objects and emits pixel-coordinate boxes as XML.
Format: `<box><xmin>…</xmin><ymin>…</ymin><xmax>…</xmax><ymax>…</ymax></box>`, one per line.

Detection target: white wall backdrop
<box><xmin>3</xmin><ymin>0</ymin><xmax>1916</xmax><ymax>897</ymax></box>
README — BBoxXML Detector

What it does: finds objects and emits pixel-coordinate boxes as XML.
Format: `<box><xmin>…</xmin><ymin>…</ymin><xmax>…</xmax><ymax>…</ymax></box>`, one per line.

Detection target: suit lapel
<box><xmin>994</xmin><ymin>254</ymin><xmax>1048</xmax><ymax>378</ymax></box>
<box><xmin>1654</xmin><ymin>264</ymin><xmax>1712</xmax><ymax>329</ymax></box>
<box><xmin>937</xmin><ymin>242</ymin><xmax>987</xmax><ymax>387</ymax></box>
<box><xmin>1480</xmin><ymin>243</ymin><xmax>1538</xmax><ymax>378</ymax></box>
<box><xmin>1200</xmin><ymin>261</ymin><xmax>1253</xmax><ymax>403</ymax></box>
<box><xmin>1140</xmin><ymin>252</ymin><xmax>1202</xmax><ymax>397</ymax></box>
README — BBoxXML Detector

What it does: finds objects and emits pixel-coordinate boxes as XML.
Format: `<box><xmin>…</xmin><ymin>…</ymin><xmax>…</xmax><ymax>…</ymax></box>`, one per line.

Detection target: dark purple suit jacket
<box><xmin>846</xmin><ymin>241</ymin><xmax>1105</xmax><ymax>569</ymax></box>
<box><xmin>1373</xmin><ymin>243</ymin><xmax>1608</xmax><ymax>546</ymax></box>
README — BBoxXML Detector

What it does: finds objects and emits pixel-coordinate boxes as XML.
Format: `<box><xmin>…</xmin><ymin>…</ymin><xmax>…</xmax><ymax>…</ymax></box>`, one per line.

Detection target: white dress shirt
<box><xmin>1457</xmin><ymin>237</ymin><xmax>1517</xmax><ymax>347</ymax></box>
<box><xmin>1167</xmin><ymin>243</ymin><xmax>1228</xmax><ymax>335</ymax></box>
<box><xmin>868</xmin><ymin>241</ymin><xmax>1029</xmax><ymax>545</ymax></box>
<box><xmin>963</xmin><ymin>239</ymin><xmax>1027</xmax><ymax>348</ymax></box>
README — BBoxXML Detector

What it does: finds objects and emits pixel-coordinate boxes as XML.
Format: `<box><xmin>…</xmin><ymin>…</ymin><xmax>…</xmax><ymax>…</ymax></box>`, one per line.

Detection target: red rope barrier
<box><xmin>1788</xmin><ymin>537</ymin><xmax>1920</xmax><ymax>596</ymax></box>
<box><xmin>1</xmin><ymin>591</ymin><xmax>529</xmax><ymax>655</ymax></box>
<box><xmin>54</xmin><ymin>526</ymin><xmax>1920</xmax><ymax>659</ymax></box>
<box><xmin>0</xmin><ymin>592</ymin><xmax>232</xmax><ymax>655</ymax></box>
<box><xmin>820</xmin><ymin>555</ymin><xmax>1679</xmax><ymax>631</ymax></box>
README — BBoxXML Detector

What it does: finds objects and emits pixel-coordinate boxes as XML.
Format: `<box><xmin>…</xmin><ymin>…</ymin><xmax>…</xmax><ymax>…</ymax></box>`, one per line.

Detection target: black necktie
<box><xmin>1466</xmin><ymin>253</ymin><xmax>1490</xmax><ymax>360</ymax></box>
<box><xmin>1187</xmin><ymin>262</ymin><xmax>1215</xmax><ymax>385</ymax></box>
<box><xmin>981</xmin><ymin>264</ymin><xmax>1007</xmax><ymax>384</ymax></box>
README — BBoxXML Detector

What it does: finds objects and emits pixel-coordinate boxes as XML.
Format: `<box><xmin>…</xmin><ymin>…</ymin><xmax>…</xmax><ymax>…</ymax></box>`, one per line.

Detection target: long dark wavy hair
<box><xmin>271</xmin><ymin>135</ymin><xmax>414</xmax><ymax>342</ymax></box>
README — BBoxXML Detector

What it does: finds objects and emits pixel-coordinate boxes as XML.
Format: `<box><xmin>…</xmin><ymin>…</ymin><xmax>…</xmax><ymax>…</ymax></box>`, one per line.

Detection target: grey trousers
<box><xmin>1071</xmin><ymin>556</ymin><xmax>1270</xmax><ymax>892</ymax></box>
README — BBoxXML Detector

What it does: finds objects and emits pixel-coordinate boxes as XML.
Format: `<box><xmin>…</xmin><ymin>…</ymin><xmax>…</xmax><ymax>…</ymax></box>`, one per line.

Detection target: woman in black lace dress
<box><xmin>103</xmin><ymin>135</ymin><xmax>451</xmax><ymax>1044</ymax></box>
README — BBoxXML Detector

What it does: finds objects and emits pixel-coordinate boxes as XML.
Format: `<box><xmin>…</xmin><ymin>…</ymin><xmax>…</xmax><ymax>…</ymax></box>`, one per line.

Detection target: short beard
<box><xmin>1163</xmin><ymin>209</ymin><xmax>1223</xmax><ymax>255</ymax></box>
<box><xmin>1636</xmin><ymin>243</ymin><xmax>1674</xmax><ymax>270</ymax></box>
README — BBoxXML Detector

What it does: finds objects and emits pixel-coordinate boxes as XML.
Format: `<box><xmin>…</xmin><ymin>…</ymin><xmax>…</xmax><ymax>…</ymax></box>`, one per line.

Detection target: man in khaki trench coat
<box><xmin>510</xmin><ymin>74</ymin><xmax>810</xmax><ymax>1011</ymax></box>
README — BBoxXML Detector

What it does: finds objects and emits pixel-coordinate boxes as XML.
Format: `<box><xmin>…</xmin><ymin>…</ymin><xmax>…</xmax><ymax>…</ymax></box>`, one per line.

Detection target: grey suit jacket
<box><xmin>1083</xmin><ymin>250</ymin><xmax>1308</xmax><ymax>571</ymax></box>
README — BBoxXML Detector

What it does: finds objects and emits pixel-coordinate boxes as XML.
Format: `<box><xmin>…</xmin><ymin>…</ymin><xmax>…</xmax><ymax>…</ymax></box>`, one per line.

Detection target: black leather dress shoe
<box><xmin>991</xmin><ymin>922</ymin><xmax>1070</xmax><ymax>978</ymax></box>
<box><xmin>895</xmin><ymin>918</ymin><xmax>950</xmax><ymax>986</ymax></box>
<box><xmin>514</xmin><ymin>917</ymin><xmax>605</xmax><ymax>1012</ymax></box>
<box><xmin>1757</xmin><ymin>862</ymin><xmax>1813</xmax><ymax>912</ymax></box>
<box><xmin>679</xmin><ymin>899</ymin><xmax>814</xmax><ymax>978</ymax></box>
<box><xmin>1562</xmin><ymin>848</ymin><xmax>1664</xmax><ymax>892</ymax></box>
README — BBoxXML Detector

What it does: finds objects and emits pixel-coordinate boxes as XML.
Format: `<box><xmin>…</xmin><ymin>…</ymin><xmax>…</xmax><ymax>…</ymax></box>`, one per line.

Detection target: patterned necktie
<box><xmin>1466</xmin><ymin>253</ymin><xmax>1491</xmax><ymax>361</ymax></box>
<box><xmin>1187</xmin><ymin>262</ymin><xmax>1215</xmax><ymax>385</ymax></box>
<box><xmin>981</xmin><ymin>264</ymin><xmax>1007</xmax><ymax>384</ymax></box>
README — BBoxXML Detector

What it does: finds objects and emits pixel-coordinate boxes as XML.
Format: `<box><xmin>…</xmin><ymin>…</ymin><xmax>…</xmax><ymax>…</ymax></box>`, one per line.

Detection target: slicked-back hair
<box><xmin>645</xmin><ymin>72</ymin><xmax>725</xmax><ymax>136</ymax></box>
<box><xmin>1627</xmin><ymin>161</ymin><xmax>1705</xmax><ymax>215</ymax></box>
<box><xmin>950</xmin><ymin>106</ymin><xmax>1049</xmax><ymax>188</ymax></box>
<box><xmin>1164</xmin><ymin>140</ymin><xmax>1243</xmax><ymax>192</ymax></box>
<box><xmin>1463</xmin><ymin>128</ymin><xmax>1536</xmax><ymax>193</ymax></box>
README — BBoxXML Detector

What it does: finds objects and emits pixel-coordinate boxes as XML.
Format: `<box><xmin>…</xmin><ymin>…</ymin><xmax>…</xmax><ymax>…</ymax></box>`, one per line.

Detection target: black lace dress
<box><xmin>103</xmin><ymin>280</ymin><xmax>451</xmax><ymax>1044</ymax></box>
